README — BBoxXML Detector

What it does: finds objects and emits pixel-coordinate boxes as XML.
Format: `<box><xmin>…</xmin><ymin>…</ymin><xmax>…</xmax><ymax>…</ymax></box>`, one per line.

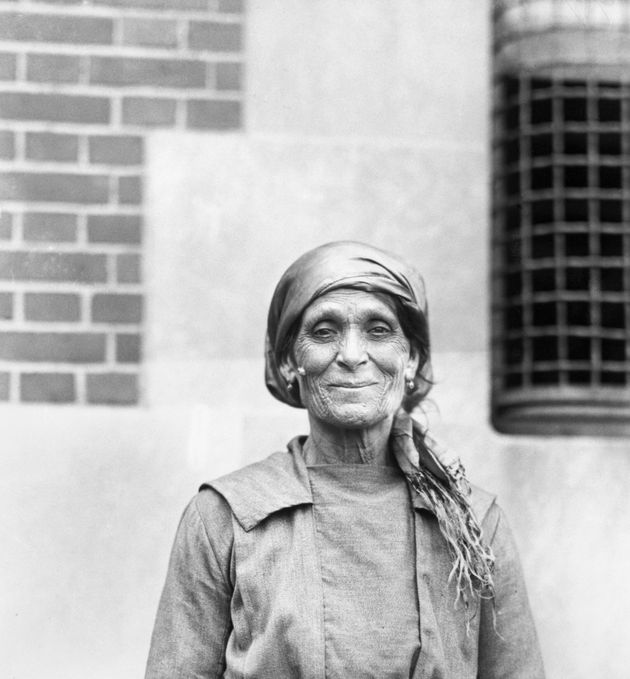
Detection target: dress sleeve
<box><xmin>477</xmin><ymin>504</ymin><xmax>546</xmax><ymax>679</ymax></box>
<box><xmin>145</xmin><ymin>489</ymin><xmax>234</xmax><ymax>679</ymax></box>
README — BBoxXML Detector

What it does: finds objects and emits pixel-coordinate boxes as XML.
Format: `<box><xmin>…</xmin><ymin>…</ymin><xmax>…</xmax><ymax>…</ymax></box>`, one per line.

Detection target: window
<box><xmin>492</xmin><ymin>75</ymin><xmax>630</xmax><ymax>435</ymax></box>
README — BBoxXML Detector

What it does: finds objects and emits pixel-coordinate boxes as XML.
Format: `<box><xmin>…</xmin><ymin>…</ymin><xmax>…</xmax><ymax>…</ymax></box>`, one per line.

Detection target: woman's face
<box><xmin>285</xmin><ymin>289</ymin><xmax>419</xmax><ymax>430</ymax></box>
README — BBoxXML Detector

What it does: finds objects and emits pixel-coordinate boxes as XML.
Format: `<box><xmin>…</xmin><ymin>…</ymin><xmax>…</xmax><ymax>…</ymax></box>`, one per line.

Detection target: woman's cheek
<box><xmin>291</xmin><ymin>341</ymin><xmax>330</xmax><ymax>411</ymax></box>
<box><xmin>370</xmin><ymin>339</ymin><xmax>412</xmax><ymax>375</ymax></box>
<box><xmin>302</xmin><ymin>375</ymin><xmax>335</xmax><ymax>416</ymax></box>
<box><xmin>293</xmin><ymin>339</ymin><xmax>336</xmax><ymax>374</ymax></box>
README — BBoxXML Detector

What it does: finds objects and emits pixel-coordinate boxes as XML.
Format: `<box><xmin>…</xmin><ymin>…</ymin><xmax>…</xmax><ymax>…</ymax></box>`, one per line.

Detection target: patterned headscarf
<box><xmin>265</xmin><ymin>240</ymin><xmax>432</xmax><ymax>409</ymax></box>
<box><xmin>264</xmin><ymin>241</ymin><xmax>495</xmax><ymax>614</ymax></box>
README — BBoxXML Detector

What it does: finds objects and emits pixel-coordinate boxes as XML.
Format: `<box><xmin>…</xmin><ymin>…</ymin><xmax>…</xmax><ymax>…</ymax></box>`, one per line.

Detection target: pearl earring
<box><xmin>406</xmin><ymin>379</ymin><xmax>415</xmax><ymax>392</ymax></box>
<box><xmin>297</xmin><ymin>367</ymin><xmax>306</xmax><ymax>376</ymax></box>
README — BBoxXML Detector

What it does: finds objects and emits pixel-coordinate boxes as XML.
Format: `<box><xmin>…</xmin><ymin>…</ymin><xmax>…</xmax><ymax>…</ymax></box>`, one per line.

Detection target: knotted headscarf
<box><xmin>265</xmin><ymin>241</ymin><xmax>494</xmax><ymax>612</ymax></box>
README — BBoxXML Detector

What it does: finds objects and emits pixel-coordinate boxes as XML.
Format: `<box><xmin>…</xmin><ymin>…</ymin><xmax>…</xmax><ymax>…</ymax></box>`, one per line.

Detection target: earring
<box><xmin>297</xmin><ymin>366</ymin><xmax>306</xmax><ymax>376</ymax></box>
<box><xmin>406</xmin><ymin>379</ymin><xmax>415</xmax><ymax>392</ymax></box>
<box><xmin>286</xmin><ymin>378</ymin><xmax>294</xmax><ymax>391</ymax></box>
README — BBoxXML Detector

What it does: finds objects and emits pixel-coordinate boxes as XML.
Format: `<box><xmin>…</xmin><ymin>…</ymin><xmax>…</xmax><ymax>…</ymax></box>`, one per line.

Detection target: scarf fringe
<box><xmin>405</xmin><ymin>430</ymin><xmax>496</xmax><ymax>623</ymax></box>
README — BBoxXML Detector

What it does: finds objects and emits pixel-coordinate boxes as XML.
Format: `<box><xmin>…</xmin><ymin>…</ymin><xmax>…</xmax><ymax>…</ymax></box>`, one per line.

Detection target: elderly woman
<box><xmin>145</xmin><ymin>241</ymin><xmax>545</xmax><ymax>678</ymax></box>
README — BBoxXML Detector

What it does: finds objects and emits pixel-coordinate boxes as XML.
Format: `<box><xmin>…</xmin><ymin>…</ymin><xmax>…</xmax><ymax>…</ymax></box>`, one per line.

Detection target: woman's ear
<box><xmin>406</xmin><ymin>348</ymin><xmax>420</xmax><ymax>380</ymax></box>
<box><xmin>279</xmin><ymin>357</ymin><xmax>297</xmax><ymax>385</ymax></box>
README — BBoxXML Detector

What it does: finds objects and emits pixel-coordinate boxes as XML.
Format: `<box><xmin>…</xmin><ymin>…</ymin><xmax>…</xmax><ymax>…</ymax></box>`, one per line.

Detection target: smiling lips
<box><xmin>329</xmin><ymin>382</ymin><xmax>378</xmax><ymax>389</ymax></box>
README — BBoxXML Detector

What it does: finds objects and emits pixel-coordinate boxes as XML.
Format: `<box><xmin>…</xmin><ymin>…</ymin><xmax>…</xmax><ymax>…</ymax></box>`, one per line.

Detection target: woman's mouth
<box><xmin>329</xmin><ymin>382</ymin><xmax>377</xmax><ymax>389</ymax></box>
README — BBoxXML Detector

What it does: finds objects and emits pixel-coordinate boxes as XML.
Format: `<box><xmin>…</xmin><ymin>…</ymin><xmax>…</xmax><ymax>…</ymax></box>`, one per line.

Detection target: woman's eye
<box><xmin>368</xmin><ymin>325</ymin><xmax>391</xmax><ymax>337</ymax></box>
<box><xmin>312</xmin><ymin>326</ymin><xmax>336</xmax><ymax>339</ymax></box>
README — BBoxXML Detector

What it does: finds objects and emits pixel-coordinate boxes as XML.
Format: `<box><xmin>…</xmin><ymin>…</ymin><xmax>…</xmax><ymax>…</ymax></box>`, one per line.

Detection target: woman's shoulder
<box><xmin>199</xmin><ymin>447</ymin><xmax>312</xmax><ymax>531</ymax></box>
<box><xmin>467</xmin><ymin>484</ymin><xmax>517</xmax><ymax>546</ymax></box>
<box><xmin>468</xmin><ymin>483</ymin><xmax>498</xmax><ymax>525</ymax></box>
<box><xmin>204</xmin><ymin>449</ymin><xmax>296</xmax><ymax>486</ymax></box>
<box><xmin>201</xmin><ymin>449</ymin><xmax>302</xmax><ymax>500</ymax></box>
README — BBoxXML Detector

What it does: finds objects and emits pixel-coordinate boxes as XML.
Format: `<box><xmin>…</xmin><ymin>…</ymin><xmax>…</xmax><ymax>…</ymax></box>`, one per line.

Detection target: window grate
<box><xmin>492</xmin><ymin>74</ymin><xmax>630</xmax><ymax>435</ymax></box>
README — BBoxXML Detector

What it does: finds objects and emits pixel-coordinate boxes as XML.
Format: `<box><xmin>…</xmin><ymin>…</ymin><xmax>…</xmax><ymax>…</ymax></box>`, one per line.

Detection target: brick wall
<box><xmin>0</xmin><ymin>0</ymin><xmax>245</xmax><ymax>405</ymax></box>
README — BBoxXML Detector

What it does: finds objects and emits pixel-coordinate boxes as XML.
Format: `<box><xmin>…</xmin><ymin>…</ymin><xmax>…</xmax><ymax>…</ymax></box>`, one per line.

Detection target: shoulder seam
<box><xmin>192</xmin><ymin>492</ymin><xmax>232</xmax><ymax>586</ymax></box>
<box><xmin>487</xmin><ymin>503</ymin><xmax>502</xmax><ymax>545</ymax></box>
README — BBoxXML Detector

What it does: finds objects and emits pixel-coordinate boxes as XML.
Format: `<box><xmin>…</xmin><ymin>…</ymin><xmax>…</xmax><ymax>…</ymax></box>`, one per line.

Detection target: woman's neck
<box><xmin>303</xmin><ymin>414</ymin><xmax>396</xmax><ymax>466</ymax></box>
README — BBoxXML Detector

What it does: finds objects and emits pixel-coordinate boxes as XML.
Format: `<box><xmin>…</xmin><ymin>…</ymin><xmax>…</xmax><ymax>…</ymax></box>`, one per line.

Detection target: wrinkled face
<box><xmin>284</xmin><ymin>289</ymin><xmax>418</xmax><ymax>430</ymax></box>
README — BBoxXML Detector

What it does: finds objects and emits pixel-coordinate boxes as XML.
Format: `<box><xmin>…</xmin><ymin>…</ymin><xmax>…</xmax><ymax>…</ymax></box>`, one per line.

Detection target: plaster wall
<box><xmin>3</xmin><ymin>2</ymin><xmax>629</xmax><ymax>678</ymax></box>
<box><xmin>141</xmin><ymin>129</ymin><xmax>630</xmax><ymax>679</ymax></box>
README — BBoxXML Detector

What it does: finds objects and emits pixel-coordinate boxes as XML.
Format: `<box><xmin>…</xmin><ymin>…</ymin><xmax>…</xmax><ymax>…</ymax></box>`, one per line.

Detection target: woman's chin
<box><xmin>317</xmin><ymin>404</ymin><xmax>393</xmax><ymax>431</ymax></box>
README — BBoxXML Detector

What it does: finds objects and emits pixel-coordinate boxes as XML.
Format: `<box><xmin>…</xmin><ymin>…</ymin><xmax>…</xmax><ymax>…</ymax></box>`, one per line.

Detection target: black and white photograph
<box><xmin>1</xmin><ymin>1</ymin><xmax>629</xmax><ymax>677</ymax></box>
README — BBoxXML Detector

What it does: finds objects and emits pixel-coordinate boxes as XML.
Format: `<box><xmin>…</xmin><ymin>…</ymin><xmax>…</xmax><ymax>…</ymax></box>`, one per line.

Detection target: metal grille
<box><xmin>492</xmin><ymin>74</ymin><xmax>630</xmax><ymax>434</ymax></box>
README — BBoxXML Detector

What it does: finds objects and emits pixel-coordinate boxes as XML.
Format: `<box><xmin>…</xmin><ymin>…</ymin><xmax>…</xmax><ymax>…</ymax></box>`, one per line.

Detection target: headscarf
<box><xmin>265</xmin><ymin>240</ymin><xmax>432</xmax><ymax>409</ymax></box>
<box><xmin>264</xmin><ymin>241</ymin><xmax>495</xmax><ymax>613</ymax></box>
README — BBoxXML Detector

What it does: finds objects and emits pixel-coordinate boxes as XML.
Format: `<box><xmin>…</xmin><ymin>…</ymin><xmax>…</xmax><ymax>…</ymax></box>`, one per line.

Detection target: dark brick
<box><xmin>117</xmin><ymin>254</ymin><xmax>141</xmax><ymax>283</ymax></box>
<box><xmin>0</xmin><ymin>13</ymin><xmax>112</xmax><ymax>44</ymax></box>
<box><xmin>116</xmin><ymin>333</ymin><xmax>141</xmax><ymax>363</ymax></box>
<box><xmin>0</xmin><ymin>332</ymin><xmax>105</xmax><ymax>362</ymax></box>
<box><xmin>189</xmin><ymin>22</ymin><xmax>242</xmax><ymax>51</ymax></box>
<box><xmin>0</xmin><ymin>292</ymin><xmax>13</xmax><ymax>319</ymax></box>
<box><xmin>219</xmin><ymin>0</ymin><xmax>244</xmax><ymax>12</ymax></box>
<box><xmin>118</xmin><ymin>176</ymin><xmax>142</xmax><ymax>204</ymax></box>
<box><xmin>122</xmin><ymin>97</ymin><xmax>175</xmax><ymax>127</ymax></box>
<box><xmin>25</xmin><ymin>132</ymin><xmax>79</xmax><ymax>162</ymax></box>
<box><xmin>0</xmin><ymin>172</ymin><xmax>109</xmax><ymax>203</ymax></box>
<box><xmin>0</xmin><ymin>53</ymin><xmax>16</xmax><ymax>80</ymax></box>
<box><xmin>0</xmin><ymin>212</ymin><xmax>11</xmax><ymax>239</ymax></box>
<box><xmin>23</xmin><ymin>212</ymin><xmax>77</xmax><ymax>242</ymax></box>
<box><xmin>0</xmin><ymin>372</ymin><xmax>8</xmax><ymax>400</ymax></box>
<box><xmin>90</xmin><ymin>56</ymin><xmax>205</xmax><ymax>88</ymax></box>
<box><xmin>27</xmin><ymin>54</ymin><xmax>81</xmax><ymax>83</ymax></box>
<box><xmin>122</xmin><ymin>17</ymin><xmax>178</xmax><ymax>47</ymax></box>
<box><xmin>187</xmin><ymin>99</ymin><xmax>241</xmax><ymax>129</ymax></box>
<box><xmin>92</xmin><ymin>0</ymin><xmax>206</xmax><ymax>8</ymax></box>
<box><xmin>24</xmin><ymin>292</ymin><xmax>80</xmax><ymax>322</ymax></box>
<box><xmin>87</xmin><ymin>214</ymin><xmax>141</xmax><ymax>244</ymax></box>
<box><xmin>92</xmin><ymin>293</ymin><xmax>142</xmax><ymax>323</ymax></box>
<box><xmin>0</xmin><ymin>252</ymin><xmax>106</xmax><ymax>282</ymax></box>
<box><xmin>20</xmin><ymin>372</ymin><xmax>75</xmax><ymax>403</ymax></box>
<box><xmin>0</xmin><ymin>130</ymin><xmax>14</xmax><ymax>159</ymax></box>
<box><xmin>35</xmin><ymin>0</ymin><xmax>203</xmax><ymax>4</ymax></box>
<box><xmin>86</xmin><ymin>372</ymin><xmax>138</xmax><ymax>405</ymax></box>
<box><xmin>216</xmin><ymin>62</ymin><xmax>241</xmax><ymax>90</ymax></box>
<box><xmin>0</xmin><ymin>93</ymin><xmax>109</xmax><ymax>123</ymax></box>
<box><xmin>89</xmin><ymin>136</ymin><xmax>143</xmax><ymax>166</ymax></box>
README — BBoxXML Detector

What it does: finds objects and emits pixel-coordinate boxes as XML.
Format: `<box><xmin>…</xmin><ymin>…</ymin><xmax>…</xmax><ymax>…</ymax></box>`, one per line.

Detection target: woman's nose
<box><xmin>336</xmin><ymin>329</ymin><xmax>368</xmax><ymax>368</ymax></box>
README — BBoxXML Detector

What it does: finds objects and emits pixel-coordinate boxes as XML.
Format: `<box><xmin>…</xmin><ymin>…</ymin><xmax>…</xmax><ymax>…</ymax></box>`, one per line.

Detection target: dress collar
<box><xmin>206</xmin><ymin>437</ymin><xmax>312</xmax><ymax>531</ymax></box>
<box><xmin>206</xmin><ymin>436</ymin><xmax>495</xmax><ymax>532</ymax></box>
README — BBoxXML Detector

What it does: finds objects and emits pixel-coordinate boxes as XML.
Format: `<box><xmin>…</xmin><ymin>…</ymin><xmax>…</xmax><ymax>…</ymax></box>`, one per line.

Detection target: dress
<box><xmin>307</xmin><ymin>464</ymin><xmax>419</xmax><ymax>676</ymax></box>
<box><xmin>145</xmin><ymin>437</ymin><xmax>545</xmax><ymax>679</ymax></box>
